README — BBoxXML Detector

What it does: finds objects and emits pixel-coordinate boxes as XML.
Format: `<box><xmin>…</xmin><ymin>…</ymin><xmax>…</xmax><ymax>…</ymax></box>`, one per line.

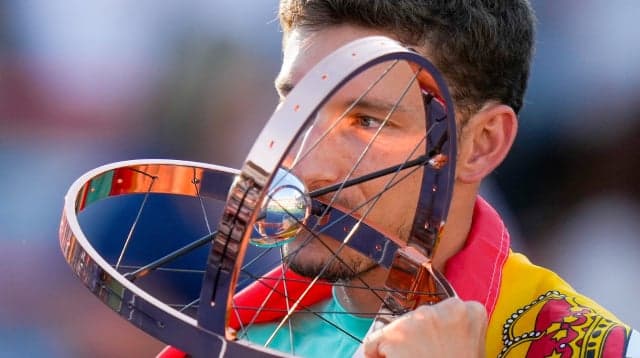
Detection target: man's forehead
<box><xmin>276</xmin><ymin>26</ymin><xmax>392</xmax><ymax>95</ymax></box>
<box><xmin>275</xmin><ymin>26</ymin><xmax>441</xmax><ymax>100</ymax></box>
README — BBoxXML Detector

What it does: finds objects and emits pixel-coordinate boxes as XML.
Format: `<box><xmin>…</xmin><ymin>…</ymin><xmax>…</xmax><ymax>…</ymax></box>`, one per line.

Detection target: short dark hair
<box><xmin>279</xmin><ymin>0</ymin><xmax>536</xmax><ymax>117</ymax></box>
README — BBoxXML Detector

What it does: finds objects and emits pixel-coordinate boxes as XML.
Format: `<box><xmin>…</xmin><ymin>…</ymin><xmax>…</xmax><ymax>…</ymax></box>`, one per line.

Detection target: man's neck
<box><xmin>432</xmin><ymin>182</ymin><xmax>477</xmax><ymax>271</ymax></box>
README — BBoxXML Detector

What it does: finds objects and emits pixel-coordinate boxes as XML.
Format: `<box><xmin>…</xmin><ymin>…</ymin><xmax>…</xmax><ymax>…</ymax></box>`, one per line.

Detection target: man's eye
<box><xmin>357</xmin><ymin>116</ymin><xmax>383</xmax><ymax>129</ymax></box>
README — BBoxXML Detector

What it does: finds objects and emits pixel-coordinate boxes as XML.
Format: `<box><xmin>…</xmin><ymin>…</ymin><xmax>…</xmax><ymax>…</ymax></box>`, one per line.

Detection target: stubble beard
<box><xmin>281</xmin><ymin>209</ymin><xmax>412</xmax><ymax>282</ymax></box>
<box><xmin>282</xmin><ymin>239</ymin><xmax>376</xmax><ymax>282</ymax></box>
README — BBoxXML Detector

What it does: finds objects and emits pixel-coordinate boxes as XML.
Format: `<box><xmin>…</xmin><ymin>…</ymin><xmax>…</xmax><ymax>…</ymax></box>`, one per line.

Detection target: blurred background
<box><xmin>0</xmin><ymin>0</ymin><xmax>638</xmax><ymax>356</ymax></box>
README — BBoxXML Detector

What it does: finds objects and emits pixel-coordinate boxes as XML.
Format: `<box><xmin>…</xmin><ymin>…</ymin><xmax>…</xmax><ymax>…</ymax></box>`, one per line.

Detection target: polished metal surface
<box><xmin>252</xmin><ymin>168</ymin><xmax>311</xmax><ymax>248</ymax></box>
<box><xmin>59</xmin><ymin>159</ymin><xmax>287</xmax><ymax>356</ymax></box>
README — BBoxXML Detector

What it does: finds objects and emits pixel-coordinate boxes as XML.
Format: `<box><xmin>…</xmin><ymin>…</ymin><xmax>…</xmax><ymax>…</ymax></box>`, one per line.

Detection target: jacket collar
<box><xmin>444</xmin><ymin>196</ymin><xmax>511</xmax><ymax>317</ymax></box>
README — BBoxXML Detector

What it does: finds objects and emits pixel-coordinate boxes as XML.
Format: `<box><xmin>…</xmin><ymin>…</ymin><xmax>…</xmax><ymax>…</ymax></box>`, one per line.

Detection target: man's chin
<box><xmin>283</xmin><ymin>245</ymin><xmax>377</xmax><ymax>282</ymax></box>
<box><xmin>282</xmin><ymin>232</ymin><xmax>378</xmax><ymax>281</ymax></box>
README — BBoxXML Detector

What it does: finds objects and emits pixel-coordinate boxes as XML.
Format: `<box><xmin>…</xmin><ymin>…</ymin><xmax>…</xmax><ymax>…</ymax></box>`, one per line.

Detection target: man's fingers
<box><xmin>361</xmin><ymin>298</ymin><xmax>488</xmax><ymax>358</ymax></box>
<box><xmin>362</xmin><ymin>325</ymin><xmax>384</xmax><ymax>358</ymax></box>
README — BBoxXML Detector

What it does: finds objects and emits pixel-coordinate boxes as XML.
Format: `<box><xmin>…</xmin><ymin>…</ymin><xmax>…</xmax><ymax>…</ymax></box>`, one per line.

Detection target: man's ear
<box><xmin>456</xmin><ymin>103</ymin><xmax>518</xmax><ymax>184</ymax></box>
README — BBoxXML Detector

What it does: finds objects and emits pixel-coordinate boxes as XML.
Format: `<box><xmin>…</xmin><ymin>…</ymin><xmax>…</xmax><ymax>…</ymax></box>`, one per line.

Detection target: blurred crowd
<box><xmin>0</xmin><ymin>1</ymin><xmax>638</xmax><ymax>356</ymax></box>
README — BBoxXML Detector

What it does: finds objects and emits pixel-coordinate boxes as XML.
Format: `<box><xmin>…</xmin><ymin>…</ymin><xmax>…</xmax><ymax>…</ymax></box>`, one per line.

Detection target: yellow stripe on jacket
<box><xmin>487</xmin><ymin>252</ymin><xmax>631</xmax><ymax>358</ymax></box>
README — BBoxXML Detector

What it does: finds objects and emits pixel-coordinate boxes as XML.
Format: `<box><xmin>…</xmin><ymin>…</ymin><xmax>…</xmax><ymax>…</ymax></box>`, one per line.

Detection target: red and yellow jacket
<box><xmin>450</xmin><ymin>198</ymin><xmax>636</xmax><ymax>357</ymax></box>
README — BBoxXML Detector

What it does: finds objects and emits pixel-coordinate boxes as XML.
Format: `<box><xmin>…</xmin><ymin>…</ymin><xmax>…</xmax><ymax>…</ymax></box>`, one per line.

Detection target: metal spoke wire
<box><xmin>115</xmin><ymin>174</ymin><xmax>157</xmax><ymax>270</ymax></box>
<box><xmin>122</xmin><ymin>231</ymin><xmax>215</xmax><ymax>281</ymax></box>
<box><xmin>117</xmin><ymin>265</ymin><xmax>206</xmax><ymax>275</ymax></box>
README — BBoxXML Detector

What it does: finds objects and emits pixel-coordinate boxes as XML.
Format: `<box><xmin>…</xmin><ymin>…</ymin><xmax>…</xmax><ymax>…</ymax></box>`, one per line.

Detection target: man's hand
<box><xmin>362</xmin><ymin>297</ymin><xmax>487</xmax><ymax>358</ymax></box>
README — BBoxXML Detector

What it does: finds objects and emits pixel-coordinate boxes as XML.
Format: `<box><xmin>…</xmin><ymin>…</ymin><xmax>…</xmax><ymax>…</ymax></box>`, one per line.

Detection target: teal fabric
<box><xmin>241</xmin><ymin>289</ymin><xmax>373</xmax><ymax>357</ymax></box>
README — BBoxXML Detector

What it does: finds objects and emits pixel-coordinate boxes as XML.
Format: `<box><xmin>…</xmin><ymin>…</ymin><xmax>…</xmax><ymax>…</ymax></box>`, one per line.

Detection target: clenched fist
<box><xmin>362</xmin><ymin>297</ymin><xmax>487</xmax><ymax>358</ymax></box>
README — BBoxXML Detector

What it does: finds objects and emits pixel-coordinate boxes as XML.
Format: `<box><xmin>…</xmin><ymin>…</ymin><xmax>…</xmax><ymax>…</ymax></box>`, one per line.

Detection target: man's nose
<box><xmin>283</xmin><ymin>125</ymin><xmax>343</xmax><ymax>192</ymax></box>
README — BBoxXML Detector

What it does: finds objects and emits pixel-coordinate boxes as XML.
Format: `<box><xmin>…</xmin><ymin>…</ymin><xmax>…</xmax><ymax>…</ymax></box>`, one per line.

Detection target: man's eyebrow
<box><xmin>340</xmin><ymin>97</ymin><xmax>413</xmax><ymax>114</ymax></box>
<box><xmin>275</xmin><ymin>80</ymin><xmax>415</xmax><ymax>114</ymax></box>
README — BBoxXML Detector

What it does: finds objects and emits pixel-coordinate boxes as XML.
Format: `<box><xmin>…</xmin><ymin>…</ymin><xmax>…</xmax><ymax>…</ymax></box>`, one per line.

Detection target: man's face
<box><xmin>276</xmin><ymin>25</ymin><xmax>439</xmax><ymax>281</ymax></box>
